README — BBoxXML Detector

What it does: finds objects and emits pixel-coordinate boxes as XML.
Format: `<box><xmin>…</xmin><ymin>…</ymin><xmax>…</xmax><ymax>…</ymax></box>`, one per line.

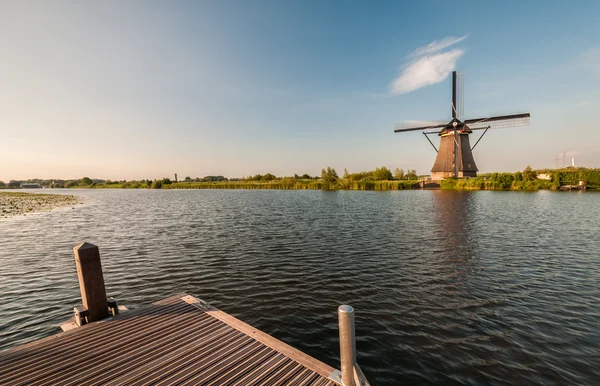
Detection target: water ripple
<box><xmin>1</xmin><ymin>189</ymin><xmax>599</xmax><ymax>385</ymax></box>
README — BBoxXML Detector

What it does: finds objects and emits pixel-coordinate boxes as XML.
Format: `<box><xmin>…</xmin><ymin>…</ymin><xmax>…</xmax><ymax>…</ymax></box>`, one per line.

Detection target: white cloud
<box><xmin>409</xmin><ymin>35</ymin><xmax>468</xmax><ymax>57</ymax></box>
<box><xmin>390</xmin><ymin>49</ymin><xmax>465</xmax><ymax>95</ymax></box>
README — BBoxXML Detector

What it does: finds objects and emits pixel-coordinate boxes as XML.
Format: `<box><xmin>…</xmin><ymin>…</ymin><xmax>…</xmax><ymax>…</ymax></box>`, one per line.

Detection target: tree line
<box><xmin>0</xmin><ymin>167</ymin><xmax>416</xmax><ymax>190</ymax></box>
<box><xmin>320</xmin><ymin>166</ymin><xmax>418</xmax><ymax>189</ymax></box>
<box><xmin>5</xmin><ymin>166</ymin><xmax>594</xmax><ymax>191</ymax></box>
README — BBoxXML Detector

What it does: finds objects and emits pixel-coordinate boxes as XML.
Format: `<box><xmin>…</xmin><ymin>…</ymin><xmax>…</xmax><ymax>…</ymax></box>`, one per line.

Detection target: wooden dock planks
<box><xmin>0</xmin><ymin>294</ymin><xmax>340</xmax><ymax>386</ymax></box>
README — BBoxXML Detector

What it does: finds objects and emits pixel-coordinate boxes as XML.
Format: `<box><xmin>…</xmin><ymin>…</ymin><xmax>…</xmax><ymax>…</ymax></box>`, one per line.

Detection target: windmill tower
<box><xmin>394</xmin><ymin>71</ymin><xmax>530</xmax><ymax>180</ymax></box>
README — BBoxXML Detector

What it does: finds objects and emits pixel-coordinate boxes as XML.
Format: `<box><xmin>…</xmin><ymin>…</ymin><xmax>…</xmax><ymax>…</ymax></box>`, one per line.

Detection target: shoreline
<box><xmin>5</xmin><ymin>183</ymin><xmax>596</xmax><ymax>192</ymax></box>
<box><xmin>3</xmin><ymin>167</ymin><xmax>598</xmax><ymax>191</ymax></box>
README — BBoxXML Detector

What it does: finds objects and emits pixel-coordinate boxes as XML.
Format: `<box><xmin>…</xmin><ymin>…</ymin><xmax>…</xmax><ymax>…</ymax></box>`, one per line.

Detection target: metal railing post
<box><xmin>338</xmin><ymin>305</ymin><xmax>356</xmax><ymax>386</ymax></box>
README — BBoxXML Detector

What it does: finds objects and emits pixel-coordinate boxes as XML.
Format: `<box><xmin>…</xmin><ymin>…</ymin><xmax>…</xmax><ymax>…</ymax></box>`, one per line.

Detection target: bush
<box><xmin>405</xmin><ymin>169</ymin><xmax>418</xmax><ymax>180</ymax></box>
<box><xmin>373</xmin><ymin>166</ymin><xmax>393</xmax><ymax>181</ymax></box>
<box><xmin>523</xmin><ymin>165</ymin><xmax>536</xmax><ymax>181</ymax></box>
<box><xmin>394</xmin><ymin>168</ymin><xmax>405</xmax><ymax>180</ymax></box>
<box><xmin>321</xmin><ymin>167</ymin><xmax>339</xmax><ymax>189</ymax></box>
<box><xmin>490</xmin><ymin>173</ymin><xmax>514</xmax><ymax>189</ymax></box>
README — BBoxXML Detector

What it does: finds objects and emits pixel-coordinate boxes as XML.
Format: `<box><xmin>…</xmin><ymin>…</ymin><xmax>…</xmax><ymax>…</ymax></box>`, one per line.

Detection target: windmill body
<box><xmin>431</xmin><ymin>127</ymin><xmax>477</xmax><ymax>179</ymax></box>
<box><xmin>394</xmin><ymin>71</ymin><xmax>530</xmax><ymax>180</ymax></box>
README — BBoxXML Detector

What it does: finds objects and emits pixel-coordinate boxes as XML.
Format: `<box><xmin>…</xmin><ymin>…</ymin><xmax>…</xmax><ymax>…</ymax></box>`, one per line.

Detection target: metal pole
<box><xmin>423</xmin><ymin>132</ymin><xmax>438</xmax><ymax>153</ymax></box>
<box><xmin>471</xmin><ymin>126</ymin><xmax>490</xmax><ymax>151</ymax></box>
<box><xmin>338</xmin><ymin>305</ymin><xmax>356</xmax><ymax>386</ymax></box>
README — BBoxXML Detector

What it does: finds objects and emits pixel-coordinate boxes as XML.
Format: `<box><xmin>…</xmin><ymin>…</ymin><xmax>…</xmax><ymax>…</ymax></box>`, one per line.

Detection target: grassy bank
<box><xmin>3</xmin><ymin>167</ymin><xmax>598</xmax><ymax>191</ymax></box>
<box><xmin>0</xmin><ymin>192</ymin><xmax>80</xmax><ymax>218</ymax></box>
<box><xmin>440</xmin><ymin>168</ymin><xmax>599</xmax><ymax>191</ymax></box>
<box><xmin>440</xmin><ymin>178</ymin><xmax>558</xmax><ymax>190</ymax></box>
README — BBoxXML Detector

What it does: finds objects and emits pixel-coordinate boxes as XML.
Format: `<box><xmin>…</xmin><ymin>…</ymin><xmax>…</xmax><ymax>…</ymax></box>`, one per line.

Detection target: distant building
<box><xmin>21</xmin><ymin>183</ymin><xmax>41</xmax><ymax>189</ymax></box>
<box><xmin>537</xmin><ymin>174</ymin><xmax>552</xmax><ymax>181</ymax></box>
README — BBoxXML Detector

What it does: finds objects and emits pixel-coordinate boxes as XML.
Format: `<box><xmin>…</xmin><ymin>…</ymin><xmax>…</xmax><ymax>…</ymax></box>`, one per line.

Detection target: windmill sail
<box><xmin>394</xmin><ymin>120</ymin><xmax>447</xmax><ymax>133</ymax></box>
<box><xmin>465</xmin><ymin>113</ymin><xmax>530</xmax><ymax>130</ymax></box>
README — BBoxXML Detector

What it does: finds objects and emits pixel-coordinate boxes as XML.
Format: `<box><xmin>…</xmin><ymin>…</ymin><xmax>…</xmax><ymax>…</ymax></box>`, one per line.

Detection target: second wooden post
<box><xmin>73</xmin><ymin>242</ymin><xmax>109</xmax><ymax>322</ymax></box>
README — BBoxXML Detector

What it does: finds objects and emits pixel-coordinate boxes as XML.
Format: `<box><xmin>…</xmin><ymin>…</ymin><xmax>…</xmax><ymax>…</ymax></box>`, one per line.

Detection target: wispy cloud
<box><xmin>390</xmin><ymin>49</ymin><xmax>464</xmax><ymax>95</ymax></box>
<box><xmin>390</xmin><ymin>35</ymin><xmax>467</xmax><ymax>95</ymax></box>
<box><xmin>408</xmin><ymin>35</ymin><xmax>468</xmax><ymax>57</ymax></box>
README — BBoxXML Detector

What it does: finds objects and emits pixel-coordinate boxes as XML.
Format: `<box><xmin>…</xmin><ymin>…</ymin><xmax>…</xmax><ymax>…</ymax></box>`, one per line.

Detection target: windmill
<box><xmin>394</xmin><ymin>71</ymin><xmax>530</xmax><ymax>180</ymax></box>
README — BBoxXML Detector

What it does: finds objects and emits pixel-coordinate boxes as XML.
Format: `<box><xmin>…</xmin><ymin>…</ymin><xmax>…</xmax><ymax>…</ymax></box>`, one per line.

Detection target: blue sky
<box><xmin>1</xmin><ymin>1</ymin><xmax>599</xmax><ymax>180</ymax></box>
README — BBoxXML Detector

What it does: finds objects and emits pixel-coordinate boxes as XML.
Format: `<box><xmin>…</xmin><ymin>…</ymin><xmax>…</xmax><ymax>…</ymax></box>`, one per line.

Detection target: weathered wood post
<box><xmin>73</xmin><ymin>242</ymin><xmax>108</xmax><ymax>322</ymax></box>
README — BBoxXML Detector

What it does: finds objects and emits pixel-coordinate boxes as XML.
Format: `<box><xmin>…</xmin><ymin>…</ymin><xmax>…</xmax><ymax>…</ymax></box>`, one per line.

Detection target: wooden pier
<box><xmin>0</xmin><ymin>243</ymin><xmax>369</xmax><ymax>386</ymax></box>
<box><xmin>560</xmin><ymin>180</ymin><xmax>587</xmax><ymax>191</ymax></box>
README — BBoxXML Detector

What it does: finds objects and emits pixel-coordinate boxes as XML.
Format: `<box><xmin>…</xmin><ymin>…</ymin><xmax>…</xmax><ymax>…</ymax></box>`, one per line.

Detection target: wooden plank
<box><xmin>181</xmin><ymin>295</ymin><xmax>337</xmax><ymax>379</ymax></box>
<box><xmin>0</xmin><ymin>293</ymin><xmax>342</xmax><ymax>386</ymax></box>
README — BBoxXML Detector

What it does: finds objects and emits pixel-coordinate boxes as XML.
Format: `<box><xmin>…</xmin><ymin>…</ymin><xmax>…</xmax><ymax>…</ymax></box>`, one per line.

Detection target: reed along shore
<box><xmin>162</xmin><ymin>180</ymin><xmax>418</xmax><ymax>190</ymax></box>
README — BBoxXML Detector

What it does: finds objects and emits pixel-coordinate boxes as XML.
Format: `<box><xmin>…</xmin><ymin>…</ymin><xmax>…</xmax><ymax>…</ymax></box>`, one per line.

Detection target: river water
<box><xmin>1</xmin><ymin>189</ymin><xmax>599</xmax><ymax>385</ymax></box>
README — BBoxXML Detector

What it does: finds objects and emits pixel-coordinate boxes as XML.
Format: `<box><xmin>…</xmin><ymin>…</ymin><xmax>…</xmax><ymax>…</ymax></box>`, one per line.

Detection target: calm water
<box><xmin>1</xmin><ymin>189</ymin><xmax>599</xmax><ymax>385</ymax></box>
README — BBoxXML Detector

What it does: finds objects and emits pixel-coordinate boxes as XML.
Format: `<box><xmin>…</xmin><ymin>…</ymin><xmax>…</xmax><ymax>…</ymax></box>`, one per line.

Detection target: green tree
<box><xmin>321</xmin><ymin>166</ymin><xmax>339</xmax><ymax>189</ymax></box>
<box><xmin>552</xmin><ymin>171</ymin><xmax>562</xmax><ymax>189</ymax></box>
<box><xmin>151</xmin><ymin>180</ymin><xmax>163</xmax><ymax>189</ymax></box>
<box><xmin>262</xmin><ymin>173</ymin><xmax>277</xmax><ymax>181</ymax></box>
<box><xmin>491</xmin><ymin>173</ymin><xmax>514</xmax><ymax>189</ymax></box>
<box><xmin>0</xmin><ymin>181</ymin><xmax>5</xmax><ymax>188</ymax></box>
<box><xmin>373</xmin><ymin>166</ymin><xmax>393</xmax><ymax>181</ymax></box>
<box><xmin>81</xmin><ymin>177</ymin><xmax>92</xmax><ymax>185</ymax></box>
<box><xmin>247</xmin><ymin>174</ymin><xmax>263</xmax><ymax>181</ymax></box>
<box><xmin>343</xmin><ymin>168</ymin><xmax>350</xmax><ymax>179</ymax></box>
<box><xmin>184</xmin><ymin>176</ymin><xmax>192</xmax><ymax>182</ymax></box>
<box><xmin>394</xmin><ymin>168</ymin><xmax>405</xmax><ymax>180</ymax></box>
<box><xmin>405</xmin><ymin>169</ymin><xmax>418</xmax><ymax>180</ymax></box>
<box><xmin>161</xmin><ymin>177</ymin><xmax>172</xmax><ymax>185</ymax></box>
<box><xmin>523</xmin><ymin>165</ymin><xmax>537</xmax><ymax>181</ymax></box>
<box><xmin>513</xmin><ymin>171</ymin><xmax>523</xmax><ymax>181</ymax></box>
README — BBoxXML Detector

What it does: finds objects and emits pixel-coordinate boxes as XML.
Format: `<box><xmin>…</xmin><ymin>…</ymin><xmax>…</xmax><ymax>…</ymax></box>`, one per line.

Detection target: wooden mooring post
<box><xmin>62</xmin><ymin>242</ymin><xmax>121</xmax><ymax>331</ymax></box>
<box><xmin>73</xmin><ymin>242</ymin><xmax>109</xmax><ymax>323</ymax></box>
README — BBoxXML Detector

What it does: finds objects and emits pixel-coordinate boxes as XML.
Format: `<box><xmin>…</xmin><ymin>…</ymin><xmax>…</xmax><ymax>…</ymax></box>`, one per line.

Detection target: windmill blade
<box><xmin>464</xmin><ymin>113</ymin><xmax>530</xmax><ymax>130</ymax></box>
<box><xmin>394</xmin><ymin>120</ymin><xmax>447</xmax><ymax>133</ymax></box>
